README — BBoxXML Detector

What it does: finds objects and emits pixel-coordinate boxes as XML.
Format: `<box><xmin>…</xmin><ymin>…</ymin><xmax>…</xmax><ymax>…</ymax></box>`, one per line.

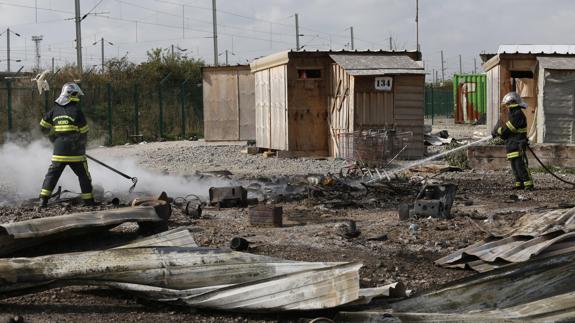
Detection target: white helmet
<box><xmin>501</xmin><ymin>91</ymin><xmax>527</xmax><ymax>108</ymax></box>
<box><xmin>55</xmin><ymin>82</ymin><xmax>84</xmax><ymax>106</ymax></box>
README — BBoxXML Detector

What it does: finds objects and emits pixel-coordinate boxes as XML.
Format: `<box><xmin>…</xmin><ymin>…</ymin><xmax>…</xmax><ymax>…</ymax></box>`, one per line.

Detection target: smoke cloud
<box><xmin>0</xmin><ymin>139</ymin><xmax>233</xmax><ymax>204</ymax></box>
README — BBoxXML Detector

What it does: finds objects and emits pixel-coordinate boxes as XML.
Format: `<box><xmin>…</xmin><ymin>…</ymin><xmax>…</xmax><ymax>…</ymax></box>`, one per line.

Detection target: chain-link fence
<box><xmin>424</xmin><ymin>85</ymin><xmax>454</xmax><ymax>121</ymax></box>
<box><xmin>0</xmin><ymin>75</ymin><xmax>203</xmax><ymax>145</ymax></box>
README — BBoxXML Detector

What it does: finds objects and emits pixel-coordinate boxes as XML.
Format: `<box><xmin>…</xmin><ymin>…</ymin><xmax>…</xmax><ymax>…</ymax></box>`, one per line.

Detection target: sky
<box><xmin>0</xmin><ymin>0</ymin><xmax>574</xmax><ymax>80</ymax></box>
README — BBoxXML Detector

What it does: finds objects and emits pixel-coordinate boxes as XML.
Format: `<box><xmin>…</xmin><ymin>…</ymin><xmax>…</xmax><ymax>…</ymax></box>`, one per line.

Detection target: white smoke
<box><xmin>0</xmin><ymin>139</ymin><xmax>233</xmax><ymax>203</ymax></box>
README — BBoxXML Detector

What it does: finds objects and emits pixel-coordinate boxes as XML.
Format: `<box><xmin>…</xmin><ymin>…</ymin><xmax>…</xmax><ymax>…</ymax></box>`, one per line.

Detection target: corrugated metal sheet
<box><xmin>393</xmin><ymin>75</ymin><xmax>425</xmax><ymax>159</ymax></box>
<box><xmin>0</xmin><ymin>204</ymin><xmax>169</xmax><ymax>256</ymax></box>
<box><xmin>538</xmin><ymin>56</ymin><xmax>575</xmax><ymax>70</ymax></box>
<box><xmin>453</xmin><ymin>74</ymin><xmax>486</xmax><ymax>124</ymax></box>
<box><xmin>340</xmin><ymin>291</ymin><xmax>575</xmax><ymax>322</ymax></box>
<box><xmin>540</xmin><ymin>69</ymin><xmax>575</xmax><ymax>144</ymax></box>
<box><xmin>340</xmin><ymin>249</ymin><xmax>575</xmax><ymax>321</ymax></box>
<box><xmin>435</xmin><ymin>207</ymin><xmax>575</xmax><ymax>272</ymax></box>
<box><xmin>115</xmin><ymin>227</ymin><xmax>198</xmax><ymax>249</ymax></box>
<box><xmin>498</xmin><ymin>44</ymin><xmax>575</xmax><ymax>54</ymax></box>
<box><xmin>0</xmin><ymin>244</ymin><xmax>405</xmax><ymax>312</ymax></box>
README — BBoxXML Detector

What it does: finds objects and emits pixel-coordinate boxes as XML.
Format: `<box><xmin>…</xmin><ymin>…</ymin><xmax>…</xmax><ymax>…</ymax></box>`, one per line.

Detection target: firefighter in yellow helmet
<box><xmin>38</xmin><ymin>82</ymin><xmax>95</xmax><ymax>207</ymax></box>
<box><xmin>492</xmin><ymin>91</ymin><xmax>534</xmax><ymax>190</ymax></box>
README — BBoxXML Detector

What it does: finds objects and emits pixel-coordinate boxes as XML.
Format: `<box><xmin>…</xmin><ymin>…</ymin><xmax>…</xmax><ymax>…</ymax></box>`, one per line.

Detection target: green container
<box><xmin>453</xmin><ymin>74</ymin><xmax>486</xmax><ymax>124</ymax></box>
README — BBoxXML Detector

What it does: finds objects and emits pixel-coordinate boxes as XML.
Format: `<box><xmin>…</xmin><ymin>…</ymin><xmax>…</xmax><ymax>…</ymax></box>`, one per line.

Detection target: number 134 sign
<box><xmin>375</xmin><ymin>77</ymin><xmax>393</xmax><ymax>91</ymax></box>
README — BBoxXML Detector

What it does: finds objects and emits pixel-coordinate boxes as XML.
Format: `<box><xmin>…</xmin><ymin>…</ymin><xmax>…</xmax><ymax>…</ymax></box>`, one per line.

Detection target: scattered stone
<box><xmin>367</xmin><ymin>234</ymin><xmax>388</xmax><ymax>242</ymax></box>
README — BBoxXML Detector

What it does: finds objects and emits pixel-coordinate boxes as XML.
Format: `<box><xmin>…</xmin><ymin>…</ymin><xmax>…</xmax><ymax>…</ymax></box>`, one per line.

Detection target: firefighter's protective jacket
<box><xmin>39</xmin><ymin>101</ymin><xmax>89</xmax><ymax>162</ymax></box>
<box><xmin>492</xmin><ymin>104</ymin><xmax>528</xmax><ymax>158</ymax></box>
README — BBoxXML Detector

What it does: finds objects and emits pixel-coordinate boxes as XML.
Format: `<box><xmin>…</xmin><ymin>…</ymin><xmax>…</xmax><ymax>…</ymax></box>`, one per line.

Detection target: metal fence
<box><xmin>424</xmin><ymin>85</ymin><xmax>453</xmax><ymax>121</ymax></box>
<box><xmin>339</xmin><ymin>129</ymin><xmax>413</xmax><ymax>168</ymax></box>
<box><xmin>0</xmin><ymin>77</ymin><xmax>203</xmax><ymax>145</ymax></box>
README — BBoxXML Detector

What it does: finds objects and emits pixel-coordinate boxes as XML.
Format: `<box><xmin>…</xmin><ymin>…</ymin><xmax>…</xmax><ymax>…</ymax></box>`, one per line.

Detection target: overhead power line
<box><xmin>0</xmin><ymin>1</ymin><xmax>73</xmax><ymax>14</ymax></box>
<box><xmin>115</xmin><ymin>0</ymin><xmax>293</xmax><ymax>38</ymax></box>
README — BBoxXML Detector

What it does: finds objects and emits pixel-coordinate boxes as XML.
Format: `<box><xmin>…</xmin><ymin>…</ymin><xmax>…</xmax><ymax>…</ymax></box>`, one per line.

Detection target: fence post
<box><xmin>6</xmin><ymin>80</ymin><xmax>12</xmax><ymax>132</ymax></box>
<box><xmin>133</xmin><ymin>83</ymin><xmax>139</xmax><ymax>135</ymax></box>
<box><xmin>44</xmin><ymin>91</ymin><xmax>49</xmax><ymax>113</ymax></box>
<box><xmin>107</xmin><ymin>83</ymin><xmax>112</xmax><ymax>146</ymax></box>
<box><xmin>430</xmin><ymin>85</ymin><xmax>434</xmax><ymax>126</ymax></box>
<box><xmin>181</xmin><ymin>78</ymin><xmax>190</xmax><ymax>139</ymax></box>
<box><xmin>158</xmin><ymin>73</ymin><xmax>172</xmax><ymax>139</ymax></box>
<box><xmin>45</xmin><ymin>69</ymin><xmax>61</xmax><ymax>113</ymax></box>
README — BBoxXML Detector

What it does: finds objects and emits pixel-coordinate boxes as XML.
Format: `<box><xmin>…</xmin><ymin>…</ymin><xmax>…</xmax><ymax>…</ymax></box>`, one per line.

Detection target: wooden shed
<box><xmin>202</xmin><ymin>65</ymin><xmax>255</xmax><ymax>141</ymax></box>
<box><xmin>481</xmin><ymin>45</ymin><xmax>575</xmax><ymax>143</ymax></box>
<box><xmin>250</xmin><ymin>50</ymin><xmax>425</xmax><ymax>159</ymax></box>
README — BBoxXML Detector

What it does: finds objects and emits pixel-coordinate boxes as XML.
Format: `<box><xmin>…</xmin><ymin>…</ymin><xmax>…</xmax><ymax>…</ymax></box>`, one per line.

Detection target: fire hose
<box><xmin>527</xmin><ymin>146</ymin><xmax>575</xmax><ymax>186</ymax></box>
<box><xmin>86</xmin><ymin>154</ymin><xmax>138</xmax><ymax>193</ymax></box>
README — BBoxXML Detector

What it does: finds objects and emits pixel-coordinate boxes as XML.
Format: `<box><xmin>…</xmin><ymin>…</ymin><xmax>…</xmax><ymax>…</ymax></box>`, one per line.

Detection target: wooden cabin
<box><xmin>202</xmin><ymin>65</ymin><xmax>255</xmax><ymax>141</ymax></box>
<box><xmin>482</xmin><ymin>45</ymin><xmax>575</xmax><ymax>143</ymax></box>
<box><xmin>250</xmin><ymin>50</ymin><xmax>425</xmax><ymax>160</ymax></box>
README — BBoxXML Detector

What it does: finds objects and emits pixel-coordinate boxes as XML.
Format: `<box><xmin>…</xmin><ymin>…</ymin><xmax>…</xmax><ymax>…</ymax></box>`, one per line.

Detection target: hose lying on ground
<box><xmin>528</xmin><ymin>145</ymin><xmax>575</xmax><ymax>186</ymax></box>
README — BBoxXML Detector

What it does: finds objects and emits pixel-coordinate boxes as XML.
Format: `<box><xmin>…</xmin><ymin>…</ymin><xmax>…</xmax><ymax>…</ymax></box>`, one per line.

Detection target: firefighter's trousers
<box><xmin>507</xmin><ymin>147</ymin><xmax>533</xmax><ymax>188</ymax></box>
<box><xmin>40</xmin><ymin>161</ymin><xmax>93</xmax><ymax>200</ymax></box>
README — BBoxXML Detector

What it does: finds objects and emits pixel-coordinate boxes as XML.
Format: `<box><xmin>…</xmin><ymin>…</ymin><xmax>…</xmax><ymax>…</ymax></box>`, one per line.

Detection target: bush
<box><xmin>0</xmin><ymin>48</ymin><xmax>205</xmax><ymax>145</ymax></box>
<box><xmin>443</xmin><ymin>141</ymin><xmax>469</xmax><ymax>169</ymax></box>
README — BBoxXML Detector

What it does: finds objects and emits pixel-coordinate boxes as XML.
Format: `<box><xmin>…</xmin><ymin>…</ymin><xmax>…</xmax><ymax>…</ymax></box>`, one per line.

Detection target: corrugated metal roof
<box><xmin>330</xmin><ymin>54</ymin><xmax>423</xmax><ymax>75</ymax></box>
<box><xmin>538</xmin><ymin>56</ymin><xmax>575</xmax><ymax>70</ymax></box>
<box><xmin>498</xmin><ymin>44</ymin><xmax>575</xmax><ymax>54</ymax></box>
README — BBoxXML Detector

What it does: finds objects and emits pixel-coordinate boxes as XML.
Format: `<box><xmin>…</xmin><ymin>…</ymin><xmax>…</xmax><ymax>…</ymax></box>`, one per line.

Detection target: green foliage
<box><xmin>443</xmin><ymin>141</ymin><xmax>469</xmax><ymax>169</ymax></box>
<box><xmin>0</xmin><ymin>49</ymin><xmax>205</xmax><ymax>145</ymax></box>
<box><xmin>488</xmin><ymin>137</ymin><xmax>505</xmax><ymax>145</ymax></box>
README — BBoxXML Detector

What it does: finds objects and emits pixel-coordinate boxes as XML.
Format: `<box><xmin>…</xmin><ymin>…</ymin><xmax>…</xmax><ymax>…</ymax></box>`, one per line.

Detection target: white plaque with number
<box><xmin>375</xmin><ymin>77</ymin><xmax>393</xmax><ymax>91</ymax></box>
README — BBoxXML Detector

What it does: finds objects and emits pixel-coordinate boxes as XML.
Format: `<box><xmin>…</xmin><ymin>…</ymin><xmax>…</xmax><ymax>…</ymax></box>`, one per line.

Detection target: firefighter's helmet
<box><xmin>55</xmin><ymin>82</ymin><xmax>84</xmax><ymax>106</ymax></box>
<box><xmin>501</xmin><ymin>91</ymin><xmax>527</xmax><ymax>108</ymax></box>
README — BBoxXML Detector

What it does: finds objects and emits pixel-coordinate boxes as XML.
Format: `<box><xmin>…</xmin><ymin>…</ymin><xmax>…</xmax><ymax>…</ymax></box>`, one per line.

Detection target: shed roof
<box><xmin>250</xmin><ymin>50</ymin><xmax>422</xmax><ymax>73</ymax></box>
<box><xmin>329</xmin><ymin>54</ymin><xmax>424</xmax><ymax>75</ymax></box>
<box><xmin>498</xmin><ymin>45</ymin><xmax>575</xmax><ymax>55</ymax></box>
<box><xmin>537</xmin><ymin>56</ymin><xmax>575</xmax><ymax>70</ymax></box>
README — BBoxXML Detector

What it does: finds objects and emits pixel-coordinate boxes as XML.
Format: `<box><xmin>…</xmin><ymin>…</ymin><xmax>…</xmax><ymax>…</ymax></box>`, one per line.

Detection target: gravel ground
<box><xmin>88</xmin><ymin>141</ymin><xmax>348</xmax><ymax>178</ymax></box>
<box><xmin>1</xmin><ymin>122</ymin><xmax>574</xmax><ymax>322</ymax></box>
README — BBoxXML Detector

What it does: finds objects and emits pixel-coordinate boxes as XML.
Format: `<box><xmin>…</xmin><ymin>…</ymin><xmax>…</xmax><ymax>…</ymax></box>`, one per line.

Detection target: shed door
<box><xmin>353</xmin><ymin>76</ymin><xmax>395</xmax><ymax>129</ymax></box>
<box><xmin>543</xmin><ymin>70</ymin><xmax>575</xmax><ymax>143</ymax></box>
